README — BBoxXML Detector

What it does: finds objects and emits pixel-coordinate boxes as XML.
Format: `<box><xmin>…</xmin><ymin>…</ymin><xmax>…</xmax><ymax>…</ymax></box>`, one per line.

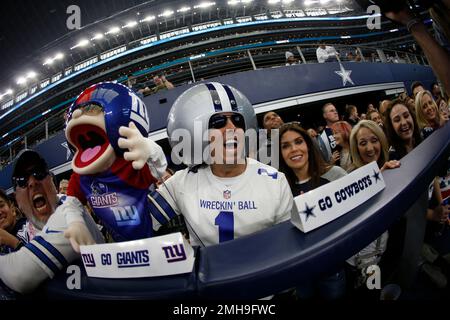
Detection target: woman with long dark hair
<box><xmin>279</xmin><ymin>122</ymin><xmax>347</xmax><ymax>299</ymax></box>
<box><xmin>384</xmin><ymin>99</ymin><xmax>422</xmax><ymax>160</ymax></box>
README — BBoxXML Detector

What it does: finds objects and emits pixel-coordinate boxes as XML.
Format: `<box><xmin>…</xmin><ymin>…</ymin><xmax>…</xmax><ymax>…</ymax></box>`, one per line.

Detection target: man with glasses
<box><xmin>148</xmin><ymin>82</ymin><xmax>293</xmax><ymax>248</ymax></box>
<box><xmin>0</xmin><ymin>149</ymin><xmax>103</xmax><ymax>295</ymax></box>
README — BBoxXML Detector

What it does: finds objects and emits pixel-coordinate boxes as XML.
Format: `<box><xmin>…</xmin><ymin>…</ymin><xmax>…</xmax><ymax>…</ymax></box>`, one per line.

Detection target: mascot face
<box><xmin>65</xmin><ymin>82</ymin><xmax>150</xmax><ymax>175</ymax></box>
<box><xmin>66</xmin><ymin>104</ymin><xmax>116</xmax><ymax>175</ymax></box>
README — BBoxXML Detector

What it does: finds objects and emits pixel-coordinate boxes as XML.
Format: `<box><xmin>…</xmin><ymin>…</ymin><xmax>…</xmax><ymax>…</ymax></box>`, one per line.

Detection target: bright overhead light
<box><xmin>304</xmin><ymin>0</ymin><xmax>315</xmax><ymax>5</ymax></box>
<box><xmin>268</xmin><ymin>0</ymin><xmax>280</xmax><ymax>4</ymax></box>
<box><xmin>71</xmin><ymin>39</ymin><xmax>90</xmax><ymax>49</ymax></box>
<box><xmin>106</xmin><ymin>27</ymin><xmax>121</xmax><ymax>34</ymax></box>
<box><xmin>140</xmin><ymin>15</ymin><xmax>155</xmax><ymax>22</ymax></box>
<box><xmin>54</xmin><ymin>53</ymin><xmax>64</xmax><ymax>60</ymax></box>
<box><xmin>228</xmin><ymin>0</ymin><xmax>240</xmax><ymax>5</ymax></box>
<box><xmin>159</xmin><ymin>10</ymin><xmax>174</xmax><ymax>17</ymax></box>
<box><xmin>177</xmin><ymin>6</ymin><xmax>191</xmax><ymax>12</ymax></box>
<box><xmin>282</xmin><ymin>0</ymin><xmax>294</xmax><ymax>3</ymax></box>
<box><xmin>320</xmin><ymin>0</ymin><xmax>330</xmax><ymax>4</ymax></box>
<box><xmin>79</xmin><ymin>39</ymin><xmax>90</xmax><ymax>46</ymax></box>
<box><xmin>26</xmin><ymin>71</ymin><xmax>37</xmax><ymax>79</ymax></box>
<box><xmin>123</xmin><ymin>21</ymin><xmax>138</xmax><ymax>28</ymax></box>
<box><xmin>91</xmin><ymin>33</ymin><xmax>104</xmax><ymax>40</ymax></box>
<box><xmin>43</xmin><ymin>58</ymin><xmax>53</xmax><ymax>66</ymax></box>
<box><xmin>194</xmin><ymin>2</ymin><xmax>216</xmax><ymax>9</ymax></box>
<box><xmin>6</xmin><ymin>89</ymin><xmax>13</xmax><ymax>95</ymax></box>
<box><xmin>17</xmin><ymin>77</ymin><xmax>27</xmax><ymax>85</ymax></box>
<box><xmin>242</xmin><ymin>0</ymin><xmax>253</xmax><ymax>3</ymax></box>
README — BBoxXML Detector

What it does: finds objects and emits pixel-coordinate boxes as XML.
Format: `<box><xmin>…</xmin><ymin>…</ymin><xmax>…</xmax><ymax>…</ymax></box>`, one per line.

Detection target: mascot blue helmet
<box><xmin>66</xmin><ymin>82</ymin><xmax>150</xmax><ymax>156</ymax></box>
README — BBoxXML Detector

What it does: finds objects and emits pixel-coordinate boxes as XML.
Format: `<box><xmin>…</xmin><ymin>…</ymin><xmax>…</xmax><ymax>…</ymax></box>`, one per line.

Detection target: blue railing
<box><xmin>42</xmin><ymin>122</ymin><xmax>449</xmax><ymax>299</ymax></box>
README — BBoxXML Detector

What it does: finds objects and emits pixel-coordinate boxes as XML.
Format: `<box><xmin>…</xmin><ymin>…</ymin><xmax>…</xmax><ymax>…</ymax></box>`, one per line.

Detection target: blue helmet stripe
<box><xmin>205</xmin><ymin>83</ymin><xmax>222</xmax><ymax>112</ymax></box>
<box><xmin>222</xmin><ymin>85</ymin><xmax>238</xmax><ymax>112</ymax></box>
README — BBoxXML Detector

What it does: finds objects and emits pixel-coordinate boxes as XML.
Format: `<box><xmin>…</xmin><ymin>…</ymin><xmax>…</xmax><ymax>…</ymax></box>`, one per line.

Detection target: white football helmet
<box><xmin>167</xmin><ymin>82</ymin><xmax>257</xmax><ymax>166</ymax></box>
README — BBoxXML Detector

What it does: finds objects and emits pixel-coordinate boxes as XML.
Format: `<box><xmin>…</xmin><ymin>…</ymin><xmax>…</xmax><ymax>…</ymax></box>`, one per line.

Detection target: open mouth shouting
<box><xmin>32</xmin><ymin>193</ymin><xmax>48</xmax><ymax>214</ymax></box>
<box><xmin>69</xmin><ymin>124</ymin><xmax>110</xmax><ymax>168</ymax></box>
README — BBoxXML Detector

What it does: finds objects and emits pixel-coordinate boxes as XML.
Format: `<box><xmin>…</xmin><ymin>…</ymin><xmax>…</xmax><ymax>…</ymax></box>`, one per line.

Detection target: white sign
<box><xmin>79</xmin><ymin>232</ymin><xmax>195</xmax><ymax>278</ymax></box>
<box><xmin>291</xmin><ymin>161</ymin><xmax>385</xmax><ymax>233</ymax></box>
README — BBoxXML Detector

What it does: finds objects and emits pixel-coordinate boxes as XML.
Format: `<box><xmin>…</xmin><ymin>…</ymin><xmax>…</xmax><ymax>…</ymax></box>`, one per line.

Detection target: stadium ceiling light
<box><xmin>79</xmin><ymin>39</ymin><xmax>90</xmax><ymax>46</ymax></box>
<box><xmin>228</xmin><ymin>0</ymin><xmax>240</xmax><ymax>5</ymax></box>
<box><xmin>304</xmin><ymin>0</ymin><xmax>316</xmax><ymax>5</ymax></box>
<box><xmin>54</xmin><ymin>53</ymin><xmax>64</xmax><ymax>60</ymax></box>
<box><xmin>268</xmin><ymin>0</ymin><xmax>280</xmax><ymax>4</ymax></box>
<box><xmin>194</xmin><ymin>2</ymin><xmax>216</xmax><ymax>9</ymax></box>
<box><xmin>71</xmin><ymin>39</ymin><xmax>90</xmax><ymax>49</ymax></box>
<box><xmin>320</xmin><ymin>0</ymin><xmax>330</xmax><ymax>4</ymax></box>
<box><xmin>43</xmin><ymin>58</ymin><xmax>53</xmax><ymax>66</ymax></box>
<box><xmin>242</xmin><ymin>0</ymin><xmax>254</xmax><ymax>3</ymax></box>
<box><xmin>91</xmin><ymin>33</ymin><xmax>104</xmax><ymax>41</ymax></box>
<box><xmin>158</xmin><ymin>10</ymin><xmax>174</xmax><ymax>18</ymax></box>
<box><xmin>177</xmin><ymin>6</ymin><xmax>191</xmax><ymax>12</ymax></box>
<box><xmin>140</xmin><ymin>15</ymin><xmax>155</xmax><ymax>22</ymax></box>
<box><xmin>106</xmin><ymin>27</ymin><xmax>121</xmax><ymax>34</ymax></box>
<box><xmin>6</xmin><ymin>89</ymin><xmax>13</xmax><ymax>95</ymax></box>
<box><xmin>282</xmin><ymin>0</ymin><xmax>294</xmax><ymax>3</ymax></box>
<box><xmin>17</xmin><ymin>77</ymin><xmax>27</xmax><ymax>85</ymax></box>
<box><xmin>26</xmin><ymin>71</ymin><xmax>37</xmax><ymax>79</ymax></box>
<box><xmin>122</xmin><ymin>21</ymin><xmax>138</xmax><ymax>28</ymax></box>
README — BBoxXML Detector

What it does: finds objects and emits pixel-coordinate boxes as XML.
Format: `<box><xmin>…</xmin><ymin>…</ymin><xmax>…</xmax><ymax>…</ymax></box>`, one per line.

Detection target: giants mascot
<box><xmin>65</xmin><ymin>82</ymin><xmax>167</xmax><ymax>242</ymax></box>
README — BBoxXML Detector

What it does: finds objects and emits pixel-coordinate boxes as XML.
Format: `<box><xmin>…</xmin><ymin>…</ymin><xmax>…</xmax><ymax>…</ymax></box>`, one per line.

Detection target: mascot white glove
<box><xmin>118</xmin><ymin>122</ymin><xmax>167</xmax><ymax>176</ymax></box>
<box><xmin>64</xmin><ymin>221</ymin><xmax>96</xmax><ymax>253</ymax></box>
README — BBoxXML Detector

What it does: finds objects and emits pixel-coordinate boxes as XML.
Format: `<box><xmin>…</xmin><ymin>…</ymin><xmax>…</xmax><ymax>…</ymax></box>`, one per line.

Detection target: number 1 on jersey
<box><xmin>214</xmin><ymin>211</ymin><xmax>234</xmax><ymax>243</ymax></box>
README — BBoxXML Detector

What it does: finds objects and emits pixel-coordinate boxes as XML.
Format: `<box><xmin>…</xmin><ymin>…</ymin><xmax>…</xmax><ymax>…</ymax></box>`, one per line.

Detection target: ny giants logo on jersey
<box><xmin>111</xmin><ymin>205</ymin><xmax>142</xmax><ymax>226</ymax></box>
<box><xmin>129</xmin><ymin>92</ymin><xmax>149</xmax><ymax>133</ymax></box>
<box><xmin>89</xmin><ymin>181</ymin><xmax>119</xmax><ymax>208</ymax></box>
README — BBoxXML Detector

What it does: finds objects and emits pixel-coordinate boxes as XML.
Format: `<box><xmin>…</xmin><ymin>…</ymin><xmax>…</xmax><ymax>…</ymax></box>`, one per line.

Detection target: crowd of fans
<box><xmin>1</xmin><ymin>76</ymin><xmax>448</xmax><ymax>300</ymax></box>
<box><xmin>1</xmin><ymin>2</ymin><xmax>450</xmax><ymax>301</ymax></box>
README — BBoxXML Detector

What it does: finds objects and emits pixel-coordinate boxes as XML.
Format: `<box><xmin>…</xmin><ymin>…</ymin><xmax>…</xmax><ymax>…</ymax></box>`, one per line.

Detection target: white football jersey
<box><xmin>149</xmin><ymin>158</ymin><xmax>293</xmax><ymax>247</ymax></box>
<box><xmin>0</xmin><ymin>196</ymin><xmax>104</xmax><ymax>294</ymax></box>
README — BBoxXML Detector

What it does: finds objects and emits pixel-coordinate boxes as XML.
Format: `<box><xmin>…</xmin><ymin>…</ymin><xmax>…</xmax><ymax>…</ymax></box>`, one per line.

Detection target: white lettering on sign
<box><xmin>291</xmin><ymin>161</ymin><xmax>385</xmax><ymax>232</ymax></box>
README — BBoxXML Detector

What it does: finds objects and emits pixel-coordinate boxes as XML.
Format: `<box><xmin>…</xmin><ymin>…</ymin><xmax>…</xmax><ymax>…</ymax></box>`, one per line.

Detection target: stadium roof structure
<box><xmin>0</xmin><ymin>0</ymin><xmax>369</xmax><ymax>92</ymax></box>
<box><xmin>0</xmin><ymin>0</ymin><xmax>430</xmax><ymax>160</ymax></box>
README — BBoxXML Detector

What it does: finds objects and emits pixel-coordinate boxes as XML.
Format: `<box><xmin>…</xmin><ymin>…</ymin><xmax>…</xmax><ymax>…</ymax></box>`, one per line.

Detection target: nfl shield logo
<box><xmin>223</xmin><ymin>190</ymin><xmax>231</xmax><ymax>199</ymax></box>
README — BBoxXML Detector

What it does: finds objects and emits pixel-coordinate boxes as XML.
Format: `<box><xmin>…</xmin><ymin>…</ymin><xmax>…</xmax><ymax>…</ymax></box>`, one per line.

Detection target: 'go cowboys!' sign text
<box><xmin>291</xmin><ymin>161</ymin><xmax>385</xmax><ymax>232</ymax></box>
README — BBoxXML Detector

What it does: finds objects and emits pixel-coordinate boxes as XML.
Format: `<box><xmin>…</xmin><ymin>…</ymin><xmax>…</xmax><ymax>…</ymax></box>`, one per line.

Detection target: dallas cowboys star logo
<box><xmin>61</xmin><ymin>142</ymin><xmax>72</xmax><ymax>160</ymax></box>
<box><xmin>300</xmin><ymin>203</ymin><xmax>316</xmax><ymax>222</ymax></box>
<box><xmin>335</xmin><ymin>63</ymin><xmax>355</xmax><ymax>86</ymax></box>
<box><xmin>372</xmin><ymin>169</ymin><xmax>381</xmax><ymax>183</ymax></box>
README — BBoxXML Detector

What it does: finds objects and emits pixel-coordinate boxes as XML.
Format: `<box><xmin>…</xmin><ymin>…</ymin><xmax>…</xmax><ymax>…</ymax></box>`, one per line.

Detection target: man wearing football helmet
<box><xmin>149</xmin><ymin>82</ymin><xmax>293</xmax><ymax>247</ymax></box>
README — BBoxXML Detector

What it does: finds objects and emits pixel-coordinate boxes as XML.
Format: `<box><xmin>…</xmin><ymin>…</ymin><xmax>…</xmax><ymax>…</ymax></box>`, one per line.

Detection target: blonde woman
<box><xmin>349</xmin><ymin>120</ymin><xmax>400</xmax><ymax>172</ymax></box>
<box><xmin>346</xmin><ymin>120</ymin><xmax>400</xmax><ymax>288</ymax></box>
<box><xmin>415</xmin><ymin>90</ymin><xmax>446</xmax><ymax>139</ymax></box>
